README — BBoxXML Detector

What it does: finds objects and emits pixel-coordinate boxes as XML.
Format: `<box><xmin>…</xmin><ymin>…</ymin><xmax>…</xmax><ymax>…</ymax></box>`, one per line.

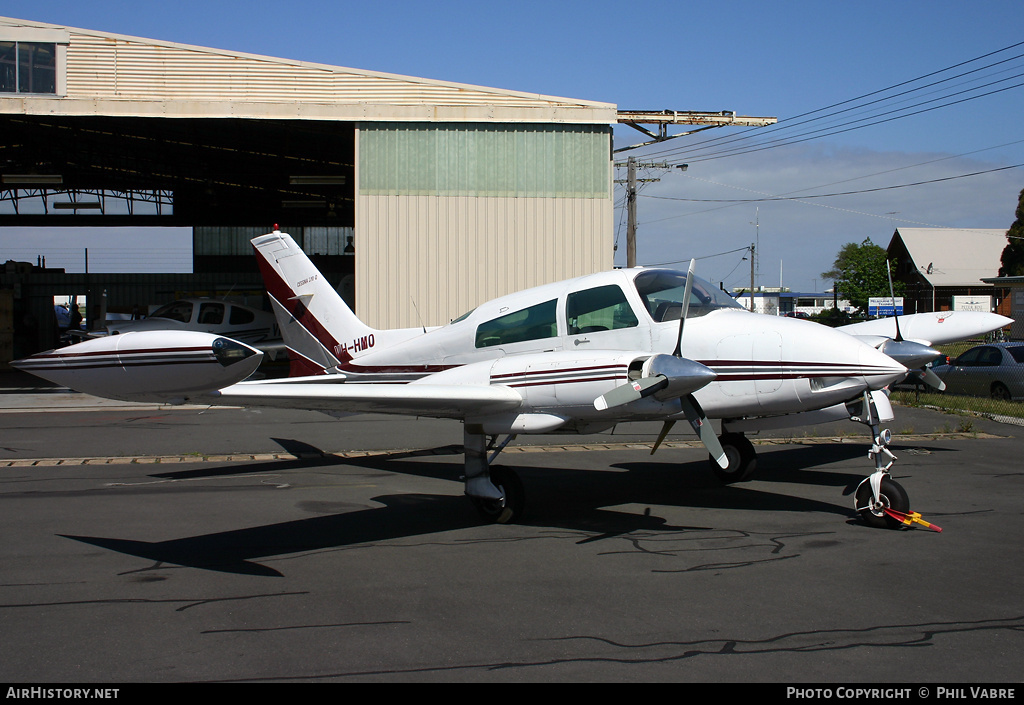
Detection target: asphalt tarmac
<box><xmin>1</xmin><ymin>377</ymin><xmax>1023</xmax><ymax>684</ymax></box>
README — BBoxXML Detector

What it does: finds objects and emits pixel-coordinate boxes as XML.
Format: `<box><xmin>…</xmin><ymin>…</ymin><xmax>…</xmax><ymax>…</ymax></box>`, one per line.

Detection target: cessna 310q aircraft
<box><xmin>13</xmin><ymin>230</ymin><xmax>1011</xmax><ymax>529</ymax></box>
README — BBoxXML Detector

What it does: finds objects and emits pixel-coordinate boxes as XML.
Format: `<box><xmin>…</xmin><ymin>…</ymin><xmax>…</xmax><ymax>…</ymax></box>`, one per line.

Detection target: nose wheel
<box><xmin>855</xmin><ymin>475</ymin><xmax>909</xmax><ymax>529</ymax></box>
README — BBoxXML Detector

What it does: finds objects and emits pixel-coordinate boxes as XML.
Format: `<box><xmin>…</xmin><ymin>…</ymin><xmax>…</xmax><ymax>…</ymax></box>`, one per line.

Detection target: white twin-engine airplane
<box><xmin>13</xmin><ymin>230</ymin><xmax>1011</xmax><ymax>529</ymax></box>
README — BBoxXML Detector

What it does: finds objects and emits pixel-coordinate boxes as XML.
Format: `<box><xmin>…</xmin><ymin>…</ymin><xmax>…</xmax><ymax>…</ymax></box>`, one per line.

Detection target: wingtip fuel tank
<box><xmin>11</xmin><ymin>331</ymin><xmax>263</xmax><ymax>404</ymax></box>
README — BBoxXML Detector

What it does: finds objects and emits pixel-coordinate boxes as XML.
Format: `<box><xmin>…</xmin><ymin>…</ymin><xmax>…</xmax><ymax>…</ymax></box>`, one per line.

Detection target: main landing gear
<box><xmin>709</xmin><ymin>432</ymin><xmax>757</xmax><ymax>483</ymax></box>
<box><xmin>462</xmin><ymin>428</ymin><xmax>525</xmax><ymax>524</ymax></box>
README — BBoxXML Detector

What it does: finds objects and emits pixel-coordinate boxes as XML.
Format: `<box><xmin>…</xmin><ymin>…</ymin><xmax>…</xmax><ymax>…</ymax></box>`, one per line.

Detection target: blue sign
<box><xmin>868</xmin><ymin>297</ymin><xmax>904</xmax><ymax>317</ymax></box>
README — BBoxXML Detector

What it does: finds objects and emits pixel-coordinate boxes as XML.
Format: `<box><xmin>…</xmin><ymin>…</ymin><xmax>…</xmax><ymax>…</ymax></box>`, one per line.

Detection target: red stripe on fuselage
<box><xmin>490</xmin><ymin>364</ymin><xmax>628</xmax><ymax>381</ymax></box>
<box><xmin>28</xmin><ymin>346</ymin><xmax>211</xmax><ymax>360</ymax></box>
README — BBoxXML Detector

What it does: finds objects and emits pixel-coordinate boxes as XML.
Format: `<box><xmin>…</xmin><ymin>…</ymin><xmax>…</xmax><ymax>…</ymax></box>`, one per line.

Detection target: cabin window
<box><xmin>198</xmin><ymin>303</ymin><xmax>225</xmax><ymax>325</ymax></box>
<box><xmin>229</xmin><ymin>306</ymin><xmax>255</xmax><ymax>325</ymax></box>
<box><xmin>475</xmin><ymin>299</ymin><xmax>557</xmax><ymax>348</ymax></box>
<box><xmin>566</xmin><ymin>285</ymin><xmax>638</xmax><ymax>334</ymax></box>
<box><xmin>150</xmin><ymin>301</ymin><xmax>193</xmax><ymax>323</ymax></box>
<box><xmin>0</xmin><ymin>42</ymin><xmax>56</xmax><ymax>94</ymax></box>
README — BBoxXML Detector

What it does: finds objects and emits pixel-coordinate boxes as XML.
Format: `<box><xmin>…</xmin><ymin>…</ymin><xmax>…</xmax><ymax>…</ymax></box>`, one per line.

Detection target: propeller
<box><xmin>593</xmin><ymin>260</ymin><xmax>728</xmax><ymax>468</ymax></box>
<box><xmin>879</xmin><ymin>261</ymin><xmax>945</xmax><ymax>391</ymax></box>
<box><xmin>886</xmin><ymin>260</ymin><xmax>904</xmax><ymax>343</ymax></box>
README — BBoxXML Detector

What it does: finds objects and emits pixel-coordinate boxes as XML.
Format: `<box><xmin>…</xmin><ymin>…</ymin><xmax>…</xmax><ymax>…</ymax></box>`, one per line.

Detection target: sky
<box><xmin>2</xmin><ymin>0</ymin><xmax>1023</xmax><ymax>292</ymax></box>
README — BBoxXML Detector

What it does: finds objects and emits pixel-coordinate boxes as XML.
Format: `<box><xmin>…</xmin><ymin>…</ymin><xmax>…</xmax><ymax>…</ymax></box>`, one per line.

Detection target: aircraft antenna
<box><xmin>410</xmin><ymin>298</ymin><xmax>427</xmax><ymax>333</ymax></box>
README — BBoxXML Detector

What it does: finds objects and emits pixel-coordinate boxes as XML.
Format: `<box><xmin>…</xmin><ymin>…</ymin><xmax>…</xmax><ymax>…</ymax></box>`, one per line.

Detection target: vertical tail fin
<box><xmin>252</xmin><ymin>230</ymin><xmax>376</xmax><ymax>375</ymax></box>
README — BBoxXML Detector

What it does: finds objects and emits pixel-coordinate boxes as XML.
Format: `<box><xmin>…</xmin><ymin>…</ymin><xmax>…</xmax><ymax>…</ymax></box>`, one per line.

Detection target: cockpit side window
<box><xmin>475</xmin><ymin>299</ymin><xmax>558</xmax><ymax>348</ymax></box>
<box><xmin>566</xmin><ymin>285</ymin><xmax>638</xmax><ymax>335</ymax></box>
<box><xmin>150</xmin><ymin>301</ymin><xmax>194</xmax><ymax>323</ymax></box>
<box><xmin>228</xmin><ymin>305</ymin><xmax>255</xmax><ymax>325</ymax></box>
<box><xmin>198</xmin><ymin>303</ymin><xmax>225</xmax><ymax>325</ymax></box>
<box><xmin>634</xmin><ymin>269</ymin><xmax>742</xmax><ymax>321</ymax></box>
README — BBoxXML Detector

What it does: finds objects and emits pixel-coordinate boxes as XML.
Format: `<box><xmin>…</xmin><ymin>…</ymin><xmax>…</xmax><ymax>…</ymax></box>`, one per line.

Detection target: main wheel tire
<box><xmin>855</xmin><ymin>477</ymin><xmax>910</xmax><ymax>529</ymax></box>
<box><xmin>711</xmin><ymin>433</ymin><xmax>757</xmax><ymax>483</ymax></box>
<box><xmin>470</xmin><ymin>466</ymin><xmax>525</xmax><ymax>524</ymax></box>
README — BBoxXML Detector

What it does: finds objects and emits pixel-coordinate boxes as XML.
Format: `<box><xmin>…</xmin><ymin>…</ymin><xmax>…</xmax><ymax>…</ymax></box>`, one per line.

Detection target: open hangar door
<box><xmin>0</xmin><ymin>115</ymin><xmax>356</xmax><ymax>358</ymax></box>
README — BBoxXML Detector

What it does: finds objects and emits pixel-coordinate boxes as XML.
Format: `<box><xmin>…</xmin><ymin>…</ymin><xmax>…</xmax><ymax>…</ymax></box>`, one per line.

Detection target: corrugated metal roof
<box><xmin>890</xmin><ymin>227</ymin><xmax>1008</xmax><ymax>287</ymax></box>
<box><xmin>0</xmin><ymin>15</ymin><xmax>616</xmax><ymax>123</ymax></box>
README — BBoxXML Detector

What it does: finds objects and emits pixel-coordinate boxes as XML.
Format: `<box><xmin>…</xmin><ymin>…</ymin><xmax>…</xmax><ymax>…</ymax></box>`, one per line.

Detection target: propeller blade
<box><xmin>594</xmin><ymin>375</ymin><xmax>666</xmax><ymax>411</ymax></box>
<box><xmin>681</xmin><ymin>394</ymin><xmax>728</xmax><ymax>468</ymax></box>
<box><xmin>672</xmin><ymin>259</ymin><xmax>696</xmax><ymax>358</ymax></box>
<box><xmin>921</xmin><ymin>367</ymin><xmax>946</xmax><ymax>391</ymax></box>
<box><xmin>886</xmin><ymin>259</ymin><xmax>903</xmax><ymax>342</ymax></box>
<box><xmin>906</xmin><ymin>366</ymin><xmax>946</xmax><ymax>392</ymax></box>
<box><xmin>650</xmin><ymin>420</ymin><xmax>676</xmax><ymax>455</ymax></box>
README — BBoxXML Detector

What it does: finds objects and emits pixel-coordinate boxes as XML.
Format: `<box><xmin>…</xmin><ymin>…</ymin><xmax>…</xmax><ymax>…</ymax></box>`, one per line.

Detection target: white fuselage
<box><xmin>317</xmin><ymin>268</ymin><xmax>905</xmax><ymax>424</ymax></box>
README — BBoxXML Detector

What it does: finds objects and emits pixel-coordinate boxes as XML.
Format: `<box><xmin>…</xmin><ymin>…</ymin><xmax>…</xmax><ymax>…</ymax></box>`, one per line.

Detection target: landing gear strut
<box><xmin>849</xmin><ymin>390</ymin><xmax>910</xmax><ymax>529</ymax></box>
<box><xmin>462</xmin><ymin>428</ymin><xmax>524</xmax><ymax>524</ymax></box>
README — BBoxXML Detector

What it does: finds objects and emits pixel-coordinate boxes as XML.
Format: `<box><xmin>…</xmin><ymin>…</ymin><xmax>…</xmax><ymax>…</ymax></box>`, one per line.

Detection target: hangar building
<box><xmin>1</xmin><ymin>14</ymin><xmax>616</xmax><ymax>351</ymax></box>
<box><xmin>1</xmin><ymin>15</ymin><xmax>774</xmax><ymax>362</ymax></box>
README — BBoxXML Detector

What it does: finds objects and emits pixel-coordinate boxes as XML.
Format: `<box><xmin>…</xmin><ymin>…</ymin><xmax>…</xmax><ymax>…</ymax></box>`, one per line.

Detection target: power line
<box><xmin>642</xmin><ymin>162</ymin><xmax>1024</xmax><ymax>203</ymax></box>
<box><xmin>664</xmin><ymin>77</ymin><xmax>1024</xmax><ymax>164</ymax></box>
<box><xmin>643</xmin><ymin>42</ymin><xmax>1024</xmax><ymax>161</ymax></box>
<box><xmin>636</xmin><ymin>41</ymin><xmax>1024</xmax><ymax>164</ymax></box>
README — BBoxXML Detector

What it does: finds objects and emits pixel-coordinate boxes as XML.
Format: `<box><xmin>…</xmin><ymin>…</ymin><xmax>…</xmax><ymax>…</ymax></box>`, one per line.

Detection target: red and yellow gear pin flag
<box><xmin>884</xmin><ymin>508</ymin><xmax>943</xmax><ymax>532</ymax></box>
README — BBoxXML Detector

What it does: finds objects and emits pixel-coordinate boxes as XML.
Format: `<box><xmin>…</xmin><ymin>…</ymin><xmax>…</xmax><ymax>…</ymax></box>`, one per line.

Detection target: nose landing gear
<box><xmin>850</xmin><ymin>391</ymin><xmax>912</xmax><ymax>530</ymax></box>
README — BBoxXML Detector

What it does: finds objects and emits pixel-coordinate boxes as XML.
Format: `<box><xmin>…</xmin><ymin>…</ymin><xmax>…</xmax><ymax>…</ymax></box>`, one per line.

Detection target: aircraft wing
<box><xmin>837</xmin><ymin>311</ymin><xmax>1011</xmax><ymax>346</ymax></box>
<box><xmin>211</xmin><ymin>381</ymin><xmax>523</xmax><ymax>419</ymax></box>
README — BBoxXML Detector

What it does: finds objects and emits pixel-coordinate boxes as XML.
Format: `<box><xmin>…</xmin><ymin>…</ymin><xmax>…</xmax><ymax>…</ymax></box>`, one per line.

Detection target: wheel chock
<box><xmin>883</xmin><ymin>508</ymin><xmax>943</xmax><ymax>532</ymax></box>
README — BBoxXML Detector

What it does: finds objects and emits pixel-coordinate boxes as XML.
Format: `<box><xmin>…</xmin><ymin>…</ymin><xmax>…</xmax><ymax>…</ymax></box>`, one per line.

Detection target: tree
<box><xmin>821</xmin><ymin>238</ymin><xmax>904</xmax><ymax>316</ymax></box>
<box><xmin>997</xmin><ymin>188</ymin><xmax>1024</xmax><ymax>276</ymax></box>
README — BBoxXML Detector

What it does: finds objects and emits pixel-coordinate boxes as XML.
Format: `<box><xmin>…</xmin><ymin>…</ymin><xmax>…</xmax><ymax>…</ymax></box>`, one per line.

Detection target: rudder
<box><xmin>252</xmin><ymin>229</ymin><xmax>376</xmax><ymax>375</ymax></box>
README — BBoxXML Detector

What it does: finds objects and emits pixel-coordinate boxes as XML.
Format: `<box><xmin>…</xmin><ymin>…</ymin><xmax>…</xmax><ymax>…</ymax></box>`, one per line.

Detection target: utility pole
<box><xmin>626</xmin><ymin>157</ymin><xmax>638</xmax><ymax>268</ymax></box>
<box><xmin>612</xmin><ymin>109</ymin><xmax>776</xmax><ymax>268</ymax></box>
<box><xmin>614</xmin><ymin>157</ymin><xmax>681</xmax><ymax>268</ymax></box>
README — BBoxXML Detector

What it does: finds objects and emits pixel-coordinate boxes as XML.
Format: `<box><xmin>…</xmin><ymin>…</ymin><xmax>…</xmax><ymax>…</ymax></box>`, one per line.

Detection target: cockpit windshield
<box><xmin>633</xmin><ymin>269</ymin><xmax>743</xmax><ymax>322</ymax></box>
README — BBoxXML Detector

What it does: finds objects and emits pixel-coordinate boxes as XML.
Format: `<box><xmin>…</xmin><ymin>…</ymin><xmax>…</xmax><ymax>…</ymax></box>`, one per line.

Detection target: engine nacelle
<box><xmin>11</xmin><ymin>331</ymin><xmax>263</xmax><ymax>403</ymax></box>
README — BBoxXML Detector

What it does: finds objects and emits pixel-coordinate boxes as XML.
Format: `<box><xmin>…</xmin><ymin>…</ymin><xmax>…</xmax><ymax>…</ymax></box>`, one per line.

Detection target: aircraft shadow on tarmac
<box><xmin>58</xmin><ymin>440</ymin><xmax>928</xmax><ymax>577</ymax></box>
